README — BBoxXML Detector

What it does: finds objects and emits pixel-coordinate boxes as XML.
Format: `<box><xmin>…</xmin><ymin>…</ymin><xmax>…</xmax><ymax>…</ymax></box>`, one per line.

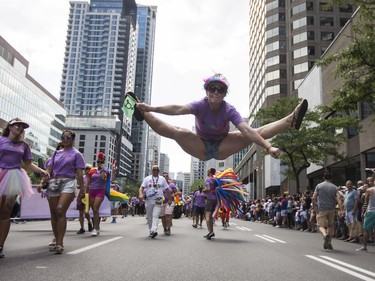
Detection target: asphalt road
<box><xmin>1</xmin><ymin>216</ymin><xmax>374</xmax><ymax>281</ymax></box>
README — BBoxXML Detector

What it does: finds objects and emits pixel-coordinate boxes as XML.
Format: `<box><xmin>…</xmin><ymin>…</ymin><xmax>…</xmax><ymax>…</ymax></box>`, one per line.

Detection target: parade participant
<box><xmin>160</xmin><ymin>172</ymin><xmax>177</xmax><ymax>235</ymax></box>
<box><xmin>76</xmin><ymin>164</ymin><xmax>93</xmax><ymax>234</ymax></box>
<box><xmin>0</xmin><ymin>118</ymin><xmax>49</xmax><ymax>258</ymax></box>
<box><xmin>192</xmin><ymin>186</ymin><xmax>206</xmax><ymax>228</ymax></box>
<box><xmin>38</xmin><ymin>129</ymin><xmax>85</xmax><ymax>254</ymax></box>
<box><xmin>312</xmin><ymin>171</ymin><xmax>343</xmax><ymax>250</ymax></box>
<box><xmin>86</xmin><ymin>152</ymin><xmax>110</xmax><ymax>236</ymax></box>
<box><xmin>357</xmin><ymin>179</ymin><xmax>375</xmax><ymax>252</ymax></box>
<box><xmin>203</xmin><ymin>168</ymin><xmax>217</xmax><ymax>239</ymax></box>
<box><xmin>139</xmin><ymin>165</ymin><xmax>171</xmax><ymax>238</ymax></box>
<box><xmin>133</xmin><ymin>73</ymin><xmax>308</xmax><ymax>161</ymax></box>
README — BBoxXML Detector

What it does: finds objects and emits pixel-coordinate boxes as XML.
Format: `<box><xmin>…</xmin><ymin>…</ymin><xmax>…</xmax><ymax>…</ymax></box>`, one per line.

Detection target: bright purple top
<box><xmin>194</xmin><ymin>190</ymin><xmax>206</xmax><ymax>207</ymax></box>
<box><xmin>188</xmin><ymin>98</ymin><xmax>243</xmax><ymax>140</ymax></box>
<box><xmin>0</xmin><ymin>136</ymin><xmax>32</xmax><ymax>169</ymax></box>
<box><xmin>48</xmin><ymin>148</ymin><xmax>85</xmax><ymax>178</ymax></box>
<box><xmin>88</xmin><ymin>168</ymin><xmax>109</xmax><ymax>190</ymax></box>
<box><xmin>205</xmin><ymin>176</ymin><xmax>217</xmax><ymax>200</ymax></box>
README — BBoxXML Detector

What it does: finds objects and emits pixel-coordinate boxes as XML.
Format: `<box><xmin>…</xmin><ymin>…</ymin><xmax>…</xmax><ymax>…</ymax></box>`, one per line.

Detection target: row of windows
<box><xmin>292</xmin><ymin>2</ymin><xmax>353</xmax><ymax>15</ymax></box>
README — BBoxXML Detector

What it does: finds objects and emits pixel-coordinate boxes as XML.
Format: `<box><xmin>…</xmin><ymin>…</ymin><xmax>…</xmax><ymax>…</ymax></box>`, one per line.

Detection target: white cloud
<box><xmin>1</xmin><ymin>0</ymin><xmax>249</xmax><ymax>174</ymax></box>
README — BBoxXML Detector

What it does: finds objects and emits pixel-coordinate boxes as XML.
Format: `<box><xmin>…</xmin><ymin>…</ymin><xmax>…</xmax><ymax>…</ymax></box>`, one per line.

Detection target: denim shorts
<box><xmin>203</xmin><ymin>139</ymin><xmax>222</xmax><ymax>160</ymax></box>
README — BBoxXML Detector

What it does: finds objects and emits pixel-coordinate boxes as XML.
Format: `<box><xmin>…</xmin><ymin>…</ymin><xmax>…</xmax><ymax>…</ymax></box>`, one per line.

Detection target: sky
<box><xmin>0</xmin><ymin>0</ymin><xmax>250</xmax><ymax>174</ymax></box>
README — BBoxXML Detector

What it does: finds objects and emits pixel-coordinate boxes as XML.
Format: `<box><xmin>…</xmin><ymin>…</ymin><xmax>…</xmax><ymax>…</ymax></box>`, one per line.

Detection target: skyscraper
<box><xmin>131</xmin><ymin>5</ymin><xmax>157</xmax><ymax>181</ymax></box>
<box><xmin>60</xmin><ymin>0</ymin><xmax>138</xmax><ymax>177</ymax></box>
<box><xmin>236</xmin><ymin>0</ymin><xmax>354</xmax><ymax>197</ymax></box>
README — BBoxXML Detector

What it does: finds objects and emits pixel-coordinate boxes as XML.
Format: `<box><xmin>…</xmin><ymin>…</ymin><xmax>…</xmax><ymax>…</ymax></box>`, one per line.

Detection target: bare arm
<box><xmin>237</xmin><ymin>122</ymin><xmax>280</xmax><ymax>158</ymax></box>
<box><xmin>136</xmin><ymin>103</ymin><xmax>191</xmax><ymax>115</ymax></box>
<box><xmin>139</xmin><ymin>186</ymin><xmax>145</xmax><ymax>199</ymax></box>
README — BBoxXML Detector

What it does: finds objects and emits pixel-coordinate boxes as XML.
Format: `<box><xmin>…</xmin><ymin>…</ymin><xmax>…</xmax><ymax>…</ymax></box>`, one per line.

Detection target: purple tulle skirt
<box><xmin>0</xmin><ymin>168</ymin><xmax>34</xmax><ymax>198</ymax></box>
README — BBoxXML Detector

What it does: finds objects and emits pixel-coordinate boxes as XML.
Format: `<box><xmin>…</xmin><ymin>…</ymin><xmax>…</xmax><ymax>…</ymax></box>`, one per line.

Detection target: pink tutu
<box><xmin>0</xmin><ymin>168</ymin><xmax>34</xmax><ymax>198</ymax></box>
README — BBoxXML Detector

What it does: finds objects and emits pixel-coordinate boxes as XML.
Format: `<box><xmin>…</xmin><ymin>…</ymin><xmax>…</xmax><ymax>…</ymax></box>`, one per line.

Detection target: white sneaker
<box><xmin>91</xmin><ymin>229</ymin><xmax>97</xmax><ymax>236</ymax></box>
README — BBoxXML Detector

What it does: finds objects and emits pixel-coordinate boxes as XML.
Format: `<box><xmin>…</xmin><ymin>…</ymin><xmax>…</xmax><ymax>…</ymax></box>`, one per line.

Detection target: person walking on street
<box><xmin>160</xmin><ymin>172</ymin><xmax>177</xmax><ymax>235</ymax></box>
<box><xmin>203</xmin><ymin>168</ymin><xmax>217</xmax><ymax>240</ymax></box>
<box><xmin>343</xmin><ymin>180</ymin><xmax>360</xmax><ymax>243</ymax></box>
<box><xmin>312</xmin><ymin>171</ymin><xmax>343</xmax><ymax>250</ymax></box>
<box><xmin>193</xmin><ymin>186</ymin><xmax>206</xmax><ymax>228</ymax></box>
<box><xmin>76</xmin><ymin>164</ymin><xmax>93</xmax><ymax>234</ymax></box>
<box><xmin>0</xmin><ymin>118</ymin><xmax>49</xmax><ymax>258</ymax></box>
<box><xmin>356</xmin><ymin>178</ymin><xmax>375</xmax><ymax>252</ymax></box>
<box><xmin>139</xmin><ymin>165</ymin><xmax>171</xmax><ymax>238</ymax></box>
<box><xmin>38</xmin><ymin>129</ymin><xmax>85</xmax><ymax>254</ymax></box>
<box><xmin>86</xmin><ymin>152</ymin><xmax>110</xmax><ymax>236</ymax></box>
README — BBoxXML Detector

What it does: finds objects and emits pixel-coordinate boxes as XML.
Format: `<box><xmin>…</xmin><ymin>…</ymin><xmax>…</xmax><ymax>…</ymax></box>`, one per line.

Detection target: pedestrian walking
<box><xmin>0</xmin><ymin>118</ymin><xmax>49</xmax><ymax>258</ymax></box>
<box><xmin>312</xmin><ymin>171</ymin><xmax>343</xmax><ymax>250</ymax></box>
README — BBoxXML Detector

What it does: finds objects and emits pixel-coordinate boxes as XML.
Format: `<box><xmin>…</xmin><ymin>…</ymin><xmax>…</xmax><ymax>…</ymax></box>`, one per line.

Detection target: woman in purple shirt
<box><xmin>86</xmin><ymin>152</ymin><xmax>110</xmax><ymax>237</ymax></box>
<box><xmin>0</xmin><ymin>118</ymin><xmax>49</xmax><ymax>258</ymax></box>
<box><xmin>39</xmin><ymin>130</ymin><xmax>85</xmax><ymax>254</ymax></box>
<box><xmin>135</xmin><ymin>73</ymin><xmax>308</xmax><ymax>161</ymax></box>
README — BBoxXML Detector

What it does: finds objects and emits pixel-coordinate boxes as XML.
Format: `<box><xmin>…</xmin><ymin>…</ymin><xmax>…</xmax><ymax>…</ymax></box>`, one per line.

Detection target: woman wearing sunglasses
<box><xmin>0</xmin><ymin>118</ymin><xmax>49</xmax><ymax>258</ymax></box>
<box><xmin>39</xmin><ymin>129</ymin><xmax>85</xmax><ymax>254</ymax></box>
<box><xmin>134</xmin><ymin>73</ymin><xmax>308</xmax><ymax>161</ymax></box>
<box><xmin>86</xmin><ymin>152</ymin><xmax>110</xmax><ymax>236</ymax></box>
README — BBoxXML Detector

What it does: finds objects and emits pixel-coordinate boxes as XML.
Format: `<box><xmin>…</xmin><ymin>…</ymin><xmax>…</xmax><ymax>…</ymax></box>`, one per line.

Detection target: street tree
<box><xmin>317</xmin><ymin>0</ymin><xmax>375</xmax><ymax>113</ymax></box>
<box><xmin>254</xmin><ymin>98</ymin><xmax>358</xmax><ymax>193</ymax></box>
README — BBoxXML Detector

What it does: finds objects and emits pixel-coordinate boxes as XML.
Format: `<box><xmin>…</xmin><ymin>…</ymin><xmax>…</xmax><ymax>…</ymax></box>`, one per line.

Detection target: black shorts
<box><xmin>205</xmin><ymin>199</ymin><xmax>217</xmax><ymax>213</ymax></box>
<box><xmin>196</xmin><ymin>206</ymin><xmax>205</xmax><ymax>215</ymax></box>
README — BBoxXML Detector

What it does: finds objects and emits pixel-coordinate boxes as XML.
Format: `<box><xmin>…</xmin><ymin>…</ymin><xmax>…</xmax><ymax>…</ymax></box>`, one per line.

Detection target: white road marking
<box><xmin>306</xmin><ymin>255</ymin><xmax>375</xmax><ymax>281</ymax></box>
<box><xmin>67</xmin><ymin>236</ymin><xmax>123</xmax><ymax>255</ymax></box>
<box><xmin>320</xmin><ymin>256</ymin><xmax>375</xmax><ymax>278</ymax></box>
<box><xmin>254</xmin><ymin>234</ymin><xmax>276</xmax><ymax>243</ymax></box>
<box><xmin>262</xmin><ymin>235</ymin><xmax>286</xmax><ymax>243</ymax></box>
<box><xmin>236</xmin><ymin>226</ymin><xmax>252</xmax><ymax>231</ymax></box>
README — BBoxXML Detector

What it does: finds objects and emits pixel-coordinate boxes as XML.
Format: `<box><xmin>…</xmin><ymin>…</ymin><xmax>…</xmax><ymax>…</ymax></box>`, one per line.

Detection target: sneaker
<box><xmin>76</xmin><ymin>228</ymin><xmax>85</xmax><ymax>234</ymax></box>
<box><xmin>356</xmin><ymin>247</ymin><xmax>367</xmax><ymax>252</ymax></box>
<box><xmin>48</xmin><ymin>238</ymin><xmax>56</xmax><ymax>247</ymax></box>
<box><xmin>88</xmin><ymin>223</ymin><xmax>93</xmax><ymax>232</ymax></box>
<box><xmin>91</xmin><ymin>229</ymin><xmax>98</xmax><ymax>237</ymax></box>
<box><xmin>203</xmin><ymin>233</ymin><xmax>211</xmax><ymax>238</ymax></box>
<box><xmin>192</xmin><ymin>224</ymin><xmax>197</xmax><ymax>228</ymax></box>
<box><xmin>0</xmin><ymin>247</ymin><xmax>4</xmax><ymax>258</ymax></box>
<box><xmin>327</xmin><ymin>244</ymin><xmax>333</xmax><ymax>250</ymax></box>
<box><xmin>166</xmin><ymin>229</ymin><xmax>171</xmax><ymax>236</ymax></box>
<box><xmin>150</xmin><ymin>231</ymin><xmax>158</xmax><ymax>238</ymax></box>
<box><xmin>324</xmin><ymin>235</ymin><xmax>330</xmax><ymax>249</ymax></box>
<box><xmin>111</xmin><ymin>217</ymin><xmax>117</xmax><ymax>223</ymax></box>
<box><xmin>55</xmin><ymin>245</ymin><xmax>64</xmax><ymax>254</ymax></box>
<box><xmin>349</xmin><ymin>237</ymin><xmax>359</xmax><ymax>243</ymax></box>
<box><xmin>206</xmin><ymin>232</ymin><xmax>215</xmax><ymax>240</ymax></box>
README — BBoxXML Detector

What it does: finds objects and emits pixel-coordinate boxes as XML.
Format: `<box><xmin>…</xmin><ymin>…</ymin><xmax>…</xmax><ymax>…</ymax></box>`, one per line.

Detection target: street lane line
<box><xmin>320</xmin><ymin>256</ymin><xmax>375</xmax><ymax>277</ymax></box>
<box><xmin>236</xmin><ymin>226</ymin><xmax>252</xmax><ymax>231</ymax></box>
<box><xmin>254</xmin><ymin>234</ymin><xmax>276</xmax><ymax>243</ymax></box>
<box><xmin>67</xmin><ymin>236</ymin><xmax>123</xmax><ymax>255</ymax></box>
<box><xmin>262</xmin><ymin>235</ymin><xmax>286</xmax><ymax>243</ymax></box>
<box><xmin>306</xmin><ymin>255</ymin><xmax>375</xmax><ymax>281</ymax></box>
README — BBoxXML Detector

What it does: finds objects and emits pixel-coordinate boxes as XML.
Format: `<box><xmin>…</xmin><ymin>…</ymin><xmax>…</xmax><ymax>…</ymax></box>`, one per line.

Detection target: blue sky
<box><xmin>0</xmin><ymin>0</ymin><xmax>249</xmax><ymax>173</ymax></box>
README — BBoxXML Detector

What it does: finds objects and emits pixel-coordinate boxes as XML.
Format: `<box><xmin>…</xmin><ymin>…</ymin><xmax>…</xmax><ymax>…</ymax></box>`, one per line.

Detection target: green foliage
<box><xmin>190</xmin><ymin>179</ymin><xmax>204</xmax><ymax>192</ymax></box>
<box><xmin>317</xmin><ymin>1</ymin><xmax>375</xmax><ymax>113</ymax></box>
<box><xmin>254</xmin><ymin>97</ymin><xmax>359</xmax><ymax>192</ymax></box>
<box><xmin>121</xmin><ymin>179</ymin><xmax>141</xmax><ymax>197</ymax></box>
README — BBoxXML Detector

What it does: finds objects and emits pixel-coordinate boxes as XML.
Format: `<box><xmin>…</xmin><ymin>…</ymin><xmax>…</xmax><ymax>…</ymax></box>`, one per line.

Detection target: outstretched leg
<box><xmin>143</xmin><ymin>112</ymin><xmax>206</xmax><ymax>160</ymax></box>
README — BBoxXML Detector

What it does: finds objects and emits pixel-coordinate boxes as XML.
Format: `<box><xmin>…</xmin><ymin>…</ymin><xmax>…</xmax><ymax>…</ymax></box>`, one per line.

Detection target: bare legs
<box><xmin>0</xmin><ymin>195</ymin><xmax>16</xmax><ymax>248</ymax></box>
<box><xmin>90</xmin><ymin>197</ymin><xmax>104</xmax><ymax>232</ymax></box>
<box><xmin>142</xmin><ymin>100</ymin><xmax>305</xmax><ymax>160</ymax></box>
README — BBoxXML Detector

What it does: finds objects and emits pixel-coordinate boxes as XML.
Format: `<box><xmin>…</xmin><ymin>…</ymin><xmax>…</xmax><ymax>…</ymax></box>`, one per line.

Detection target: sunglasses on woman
<box><xmin>207</xmin><ymin>85</ymin><xmax>227</xmax><ymax>94</ymax></box>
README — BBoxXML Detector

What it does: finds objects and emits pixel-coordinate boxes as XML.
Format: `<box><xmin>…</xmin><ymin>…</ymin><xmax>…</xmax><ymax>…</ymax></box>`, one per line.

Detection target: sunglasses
<box><xmin>97</xmin><ymin>161</ymin><xmax>105</xmax><ymax>164</ymax></box>
<box><xmin>207</xmin><ymin>85</ymin><xmax>227</xmax><ymax>94</ymax></box>
<box><xmin>61</xmin><ymin>136</ymin><xmax>74</xmax><ymax>141</ymax></box>
<box><xmin>153</xmin><ymin>169</ymin><xmax>159</xmax><ymax>171</ymax></box>
<box><xmin>13</xmin><ymin>124</ymin><xmax>26</xmax><ymax>130</ymax></box>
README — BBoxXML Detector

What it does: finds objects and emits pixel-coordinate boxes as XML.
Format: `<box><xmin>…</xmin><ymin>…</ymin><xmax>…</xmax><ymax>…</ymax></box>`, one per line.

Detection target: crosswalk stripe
<box><xmin>306</xmin><ymin>255</ymin><xmax>375</xmax><ymax>281</ymax></box>
<box><xmin>236</xmin><ymin>226</ymin><xmax>252</xmax><ymax>231</ymax></box>
<box><xmin>67</xmin><ymin>236</ymin><xmax>123</xmax><ymax>255</ymax></box>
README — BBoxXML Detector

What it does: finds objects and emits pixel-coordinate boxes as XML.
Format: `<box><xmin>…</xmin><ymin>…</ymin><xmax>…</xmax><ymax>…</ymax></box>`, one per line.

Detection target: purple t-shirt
<box><xmin>188</xmin><ymin>98</ymin><xmax>243</xmax><ymax>140</ymax></box>
<box><xmin>0</xmin><ymin>136</ymin><xmax>32</xmax><ymax>169</ymax></box>
<box><xmin>194</xmin><ymin>190</ymin><xmax>206</xmax><ymax>207</ymax></box>
<box><xmin>48</xmin><ymin>148</ymin><xmax>85</xmax><ymax>178</ymax></box>
<box><xmin>88</xmin><ymin>168</ymin><xmax>109</xmax><ymax>190</ymax></box>
<box><xmin>205</xmin><ymin>176</ymin><xmax>217</xmax><ymax>200</ymax></box>
<box><xmin>163</xmin><ymin>181</ymin><xmax>177</xmax><ymax>203</ymax></box>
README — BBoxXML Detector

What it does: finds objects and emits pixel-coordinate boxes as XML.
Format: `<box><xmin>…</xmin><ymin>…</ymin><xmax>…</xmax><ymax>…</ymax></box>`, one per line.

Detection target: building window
<box><xmin>293</xmin><ymin>32</ymin><xmax>307</xmax><ymax>44</ymax></box>
<box><xmin>293</xmin><ymin>47</ymin><xmax>308</xmax><ymax>59</ymax></box>
<box><xmin>320</xmin><ymin>2</ymin><xmax>333</xmax><ymax>11</ymax></box>
<box><xmin>339</xmin><ymin>4</ymin><xmax>353</xmax><ymax>12</ymax></box>
<box><xmin>320</xmin><ymin>17</ymin><xmax>334</xmax><ymax>27</ymax></box>
<box><xmin>293</xmin><ymin>62</ymin><xmax>308</xmax><ymax>74</ymax></box>
<box><xmin>321</xmin><ymin>32</ymin><xmax>334</xmax><ymax>41</ymax></box>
